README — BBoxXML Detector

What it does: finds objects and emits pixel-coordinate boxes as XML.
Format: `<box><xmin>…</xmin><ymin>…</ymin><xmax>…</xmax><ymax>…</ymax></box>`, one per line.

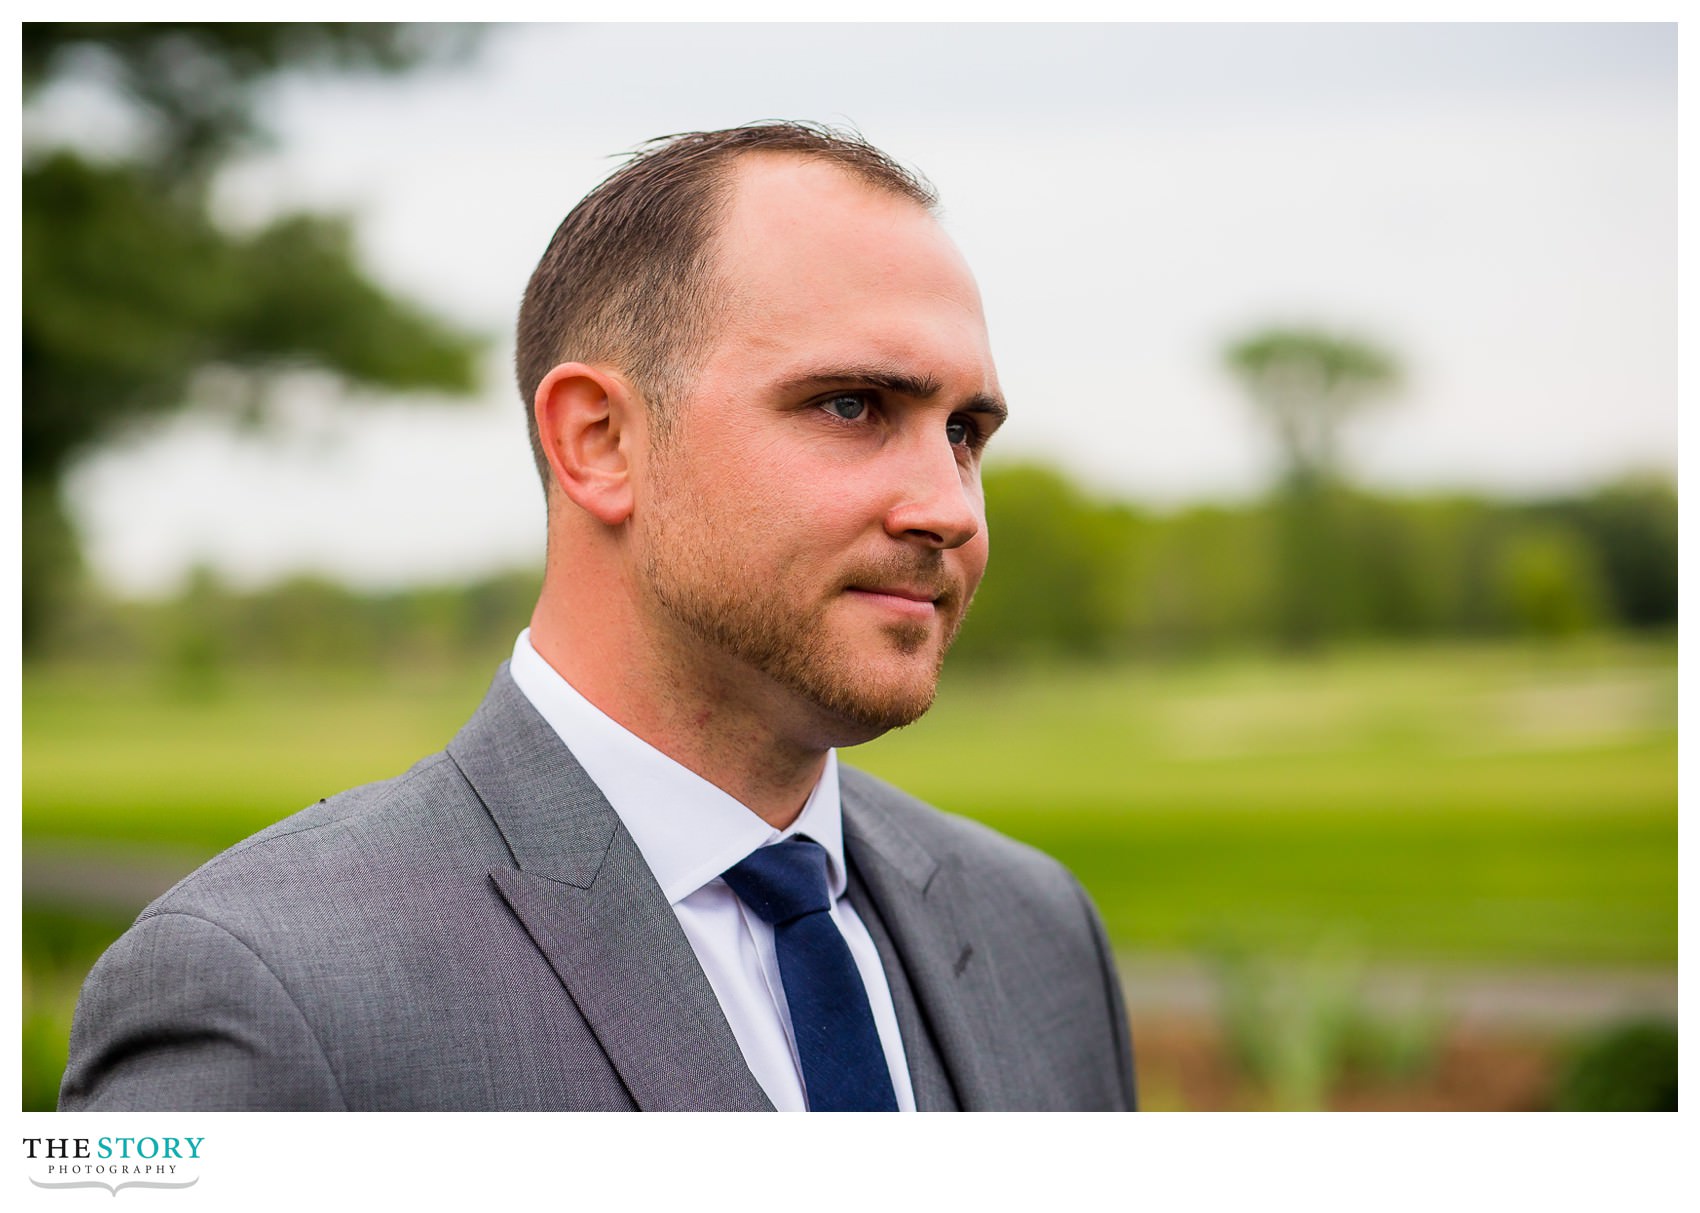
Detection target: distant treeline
<box><xmin>44</xmin><ymin>465</ymin><xmax>1674</xmax><ymax>672</ymax></box>
<box><xmin>953</xmin><ymin>465</ymin><xmax>1675</xmax><ymax>662</ymax></box>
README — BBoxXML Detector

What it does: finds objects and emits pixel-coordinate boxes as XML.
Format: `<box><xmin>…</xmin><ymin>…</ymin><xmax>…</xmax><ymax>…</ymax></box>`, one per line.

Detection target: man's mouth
<box><xmin>849</xmin><ymin>585</ymin><xmax>940</xmax><ymax>604</ymax></box>
<box><xmin>840</xmin><ymin>551</ymin><xmax>961</xmax><ymax>623</ymax></box>
<box><xmin>843</xmin><ymin>583</ymin><xmax>953</xmax><ymax>622</ymax></box>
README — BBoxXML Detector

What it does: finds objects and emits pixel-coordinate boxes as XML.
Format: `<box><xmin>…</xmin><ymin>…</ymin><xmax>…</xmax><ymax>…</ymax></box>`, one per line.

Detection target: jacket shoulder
<box><xmin>62</xmin><ymin>748</ymin><xmax>528</xmax><ymax>1110</ymax></box>
<box><xmin>143</xmin><ymin>749</ymin><xmax>505</xmax><ymax>924</ymax></box>
<box><xmin>838</xmin><ymin>763</ymin><xmax>1082</xmax><ymax>900</ymax></box>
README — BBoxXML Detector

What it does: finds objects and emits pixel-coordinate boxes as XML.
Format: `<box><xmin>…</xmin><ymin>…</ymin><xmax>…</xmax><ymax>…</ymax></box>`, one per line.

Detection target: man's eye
<box><xmin>822</xmin><ymin>394</ymin><xmax>867</xmax><ymax>421</ymax></box>
<box><xmin>946</xmin><ymin>417</ymin><xmax>975</xmax><ymax>446</ymax></box>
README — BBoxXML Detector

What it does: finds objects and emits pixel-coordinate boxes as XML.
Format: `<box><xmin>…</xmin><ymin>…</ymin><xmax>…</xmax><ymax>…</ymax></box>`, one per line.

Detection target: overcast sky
<box><xmin>41</xmin><ymin>22</ymin><xmax>1675</xmax><ymax>597</ymax></box>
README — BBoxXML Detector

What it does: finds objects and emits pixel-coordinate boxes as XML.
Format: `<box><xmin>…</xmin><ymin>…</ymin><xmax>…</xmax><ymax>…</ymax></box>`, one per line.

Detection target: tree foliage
<box><xmin>22</xmin><ymin>23</ymin><xmax>485</xmax><ymax>649</ymax></box>
<box><xmin>1225</xmin><ymin>328</ymin><xmax>1400</xmax><ymax>488</ymax></box>
<box><xmin>42</xmin><ymin>470</ymin><xmax>1675</xmax><ymax>675</ymax></box>
<box><xmin>23</xmin><ymin>24</ymin><xmax>478</xmax><ymax>181</ymax></box>
<box><xmin>947</xmin><ymin>466</ymin><xmax>1672</xmax><ymax>664</ymax></box>
<box><xmin>1225</xmin><ymin>327</ymin><xmax>1402</xmax><ymax>648</ymax></box>
<box><xmin>951</xmin><ymin>465</ymin><xmax>1142</xmax><ymax>663</ymax></box>
<box><xmin>1536</xmin><ymin>476</ymin><xmax>1677</xmax><ymax>629</ymax></box>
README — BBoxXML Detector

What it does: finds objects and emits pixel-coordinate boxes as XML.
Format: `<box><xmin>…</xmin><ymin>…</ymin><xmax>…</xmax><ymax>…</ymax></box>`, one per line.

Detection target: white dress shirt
<box><xmin>508</xmin><ymin>630</ymin><xmax>916</xmax><ymax>1112</ymax></box>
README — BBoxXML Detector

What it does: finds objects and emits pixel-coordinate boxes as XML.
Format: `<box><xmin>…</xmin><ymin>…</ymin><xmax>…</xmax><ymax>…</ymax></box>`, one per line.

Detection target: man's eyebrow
<box><xmin>961</xmin><ymin>394</ymin><xmax>1010</xmax><ymax>425</ymax></box>
<box><xmin>779</xmin><ymin>367</ymin><xmax>1009</xmax><ymax>422</ymax></box>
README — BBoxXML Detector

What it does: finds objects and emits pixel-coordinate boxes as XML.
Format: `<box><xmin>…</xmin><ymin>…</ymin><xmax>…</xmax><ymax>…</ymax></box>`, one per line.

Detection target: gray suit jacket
<box><xmin>59</xmin><ymin>667</ymin><xmax>1135</xmax><ymax>1111</ymax></box>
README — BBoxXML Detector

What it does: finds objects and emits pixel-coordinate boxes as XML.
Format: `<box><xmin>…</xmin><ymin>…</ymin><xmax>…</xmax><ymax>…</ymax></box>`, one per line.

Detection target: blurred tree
<box><xmin>1225</xmin><ymin>329</ymin><xmax>1400</xmax><ymax>489</ymax></box>
<box><xmin>1554</xmin><ymin>1019</ymin><xmax>1677</xmax><ymax>1112</ymax></box>
<box><xmin>1225</xmin><ymin>328</ymin><xmax>1401</xmax><ymax>648</ymax></box>
<box><xmin>163</xmin><ymin>564</ymin><xmax>233</xmax><ymax>699</ymax></box>
<box><xmin>1344</xmin><ymin>492</ymin><xmax>1495</xmax><ymax>639</ymax></box>
<box><xmin>67</xmin><ymin>476</ymin><xmax>1661</xmax><ymax>672</ymax></box>
<box><xmin>1546</xmin><ymin>475</ymin><xmax>1676</xmax><ymax>629</ymax></box>
<box><xmin>22</xmin><ymin>23</ymin><xmax>485</xmax><ymax>652</ymax></box>
<box><xmin>1131</xmin><ymin>504</ymin><xmax>1276</xmax><ymax>654</ymax></box>
<box><xmin>952</xmin><ymin>464</ymin><xmax>1142</xmax><ymax>663</ymax></box>
<box><xmin>1494</xmin><ymin>524</ymin><xmax>1609</xmax><ymax>640</ymax></box>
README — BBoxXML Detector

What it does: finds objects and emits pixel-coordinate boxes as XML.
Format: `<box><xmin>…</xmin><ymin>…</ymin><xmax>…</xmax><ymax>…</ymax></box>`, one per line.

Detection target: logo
<box><xmin>23</xmin><ymin>1137</ymin><xmax>203</xmax><ymax>1197</ymax></box>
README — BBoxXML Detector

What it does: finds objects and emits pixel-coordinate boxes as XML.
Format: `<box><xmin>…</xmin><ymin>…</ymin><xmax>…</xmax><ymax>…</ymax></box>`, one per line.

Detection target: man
<box><xmin>60</xmin><ymin>123</ymin><xmax>1136</xmax><ymax>1112</ymax></box>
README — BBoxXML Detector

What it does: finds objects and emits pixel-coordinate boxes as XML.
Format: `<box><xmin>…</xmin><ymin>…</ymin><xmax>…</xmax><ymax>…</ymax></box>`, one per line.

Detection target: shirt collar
<box><xmin>507</xmin><ymin>629</ymin><xmax>847</xmax><ymax>905</ymax></box>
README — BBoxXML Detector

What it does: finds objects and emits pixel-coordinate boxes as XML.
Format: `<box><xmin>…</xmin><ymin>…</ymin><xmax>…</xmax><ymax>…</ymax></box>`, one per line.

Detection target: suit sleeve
<box><xmin>1072</xmin><ymin>876</ymin><xmax>1138</xmax><ymax>1111</ymax></box>
<box><xmin>58</xmin><ymin>911</ymin><xmax>347</xmax><ymax>1111</ymax></box>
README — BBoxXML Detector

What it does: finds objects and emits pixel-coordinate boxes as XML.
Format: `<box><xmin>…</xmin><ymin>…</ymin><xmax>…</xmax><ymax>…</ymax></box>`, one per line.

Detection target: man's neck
<box><xmin>527</xmin><ymin>616</ymin><xmax>827</xmax><ymax>830</ymax></box>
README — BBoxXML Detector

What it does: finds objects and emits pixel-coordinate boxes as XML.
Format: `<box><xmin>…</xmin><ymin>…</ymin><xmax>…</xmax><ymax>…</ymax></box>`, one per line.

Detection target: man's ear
<box><xmin>533</xmin><ymin>362</ymin><xmax>641</xmax><ymax>525</ymax></box>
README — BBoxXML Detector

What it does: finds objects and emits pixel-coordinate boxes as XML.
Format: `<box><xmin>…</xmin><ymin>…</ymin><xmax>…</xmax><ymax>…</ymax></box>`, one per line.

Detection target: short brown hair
<box><xmin>514</xmin><ymin>121</ymin><xmax>938</xmax><ymax>488</ymax></box>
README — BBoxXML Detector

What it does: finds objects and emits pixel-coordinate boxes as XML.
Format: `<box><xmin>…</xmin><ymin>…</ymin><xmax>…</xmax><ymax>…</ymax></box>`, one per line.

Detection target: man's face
<box><xmin>632</xmin><ymin>154</ymin><xmax>1005</xmax><ymax>746</ymax></box>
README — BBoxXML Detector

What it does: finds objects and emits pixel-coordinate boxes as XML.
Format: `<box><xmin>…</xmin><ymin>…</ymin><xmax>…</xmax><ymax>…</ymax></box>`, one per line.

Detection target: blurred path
<box><xmin>24</xmin><ymin>838</ymin><xmax>220</xmax><ymax>915</ymax></box>
<box><xmin>22</xmin><ymin>841</ymin><xmax>1676</xmax><ymax>1030</ymax></box>
<box><xmin>1115</xmin><ymin>954</ymin><xmax>1677</xmax><ymax>1031</ymax></box>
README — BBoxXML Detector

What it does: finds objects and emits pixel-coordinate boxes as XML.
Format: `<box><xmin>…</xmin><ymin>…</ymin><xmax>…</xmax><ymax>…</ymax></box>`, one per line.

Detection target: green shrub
<box><xmin>1554</xmin><ymin>1019</ymin><xmax>1677</xmax><ymax>1111</ymax></box>
<box><xmin>1210</xmin><ymin>935</ymin><xmax>1443</xmax><ymax>1109</ymax></box>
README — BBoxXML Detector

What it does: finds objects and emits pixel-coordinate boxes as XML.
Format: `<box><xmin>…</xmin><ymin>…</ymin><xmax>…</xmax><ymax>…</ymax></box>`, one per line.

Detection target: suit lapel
<box><xmin>488</xmin><ymin>857</ymin><xmax>771</xmax><ymax>1112</ymax></box>
<box><xmin>845</xmin><ymin>861</ymin><xmax>959</xmax><ymax>1111</ymax></box>
<box><xmin>841</xmin><ymin>776</ymin><xmax>1015</xmax><ymax>1111</ymax></box>
<box><xmin>449</xmin><ymin>668</ymin><xmax>771</xmax><ymax>1112</ymax></box>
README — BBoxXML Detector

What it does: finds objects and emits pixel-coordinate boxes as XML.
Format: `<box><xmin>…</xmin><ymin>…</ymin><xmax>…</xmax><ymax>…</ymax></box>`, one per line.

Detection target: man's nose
<box><xmin>882</xmin><ymin>431</ymin><xmax>982</xmax><ymax>550</ymax></box>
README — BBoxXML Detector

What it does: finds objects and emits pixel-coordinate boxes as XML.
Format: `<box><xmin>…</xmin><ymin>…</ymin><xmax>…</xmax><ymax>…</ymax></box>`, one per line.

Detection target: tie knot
<box><xmin>721</xmin><ymin>838</ymin><xmax>833</xmax><ymax>926</ymax></box>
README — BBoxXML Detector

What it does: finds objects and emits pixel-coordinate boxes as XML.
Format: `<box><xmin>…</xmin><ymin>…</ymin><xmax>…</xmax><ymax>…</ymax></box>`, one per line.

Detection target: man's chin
<box><xmin>819</xmin><ymin>606</ymin><xmax>966</xmax><ymax>735</ymax></box>
<box><xmin>809</xmin><ymin>687</ymin><xmax>937</xmax><ymax>747</ymax></box>
<box><xmin>793</xmin><ymin>646</ymin><xmax>947</xmax><ymax>744</ymax></box>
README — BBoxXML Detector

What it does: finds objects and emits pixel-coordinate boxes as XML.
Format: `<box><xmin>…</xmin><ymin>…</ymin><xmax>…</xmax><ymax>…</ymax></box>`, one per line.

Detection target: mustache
<box><xmin>840</xmin><ymin>551</ymin><xmax>964</xmax><ymax>605</ymax></box>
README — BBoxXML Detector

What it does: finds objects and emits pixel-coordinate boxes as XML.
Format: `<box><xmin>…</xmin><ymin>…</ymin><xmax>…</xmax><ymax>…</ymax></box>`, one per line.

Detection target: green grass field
<box><xmin>25</xmin><ymin>637</ymin><xmax>1675</xmax><ymax>967</ymax></box>
<box><xmin>856</xmin><ymin>639</ymin><xmax>1676</xmax><ymax>966</ymax></box>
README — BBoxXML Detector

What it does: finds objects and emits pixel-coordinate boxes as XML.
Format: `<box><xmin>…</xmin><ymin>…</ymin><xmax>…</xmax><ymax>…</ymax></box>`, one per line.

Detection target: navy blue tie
<box><xmin>721</xmin><ymin>837</ymin><xmax>899</xmax><ymax>1111</ymax></box>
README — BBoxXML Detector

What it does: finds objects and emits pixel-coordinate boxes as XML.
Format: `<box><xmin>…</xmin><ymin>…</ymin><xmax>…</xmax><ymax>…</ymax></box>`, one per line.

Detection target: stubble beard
<box><xmin>639</xmin><ymin>528</ymin><xmax>967</xmax><ymax>740</ymax></box>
